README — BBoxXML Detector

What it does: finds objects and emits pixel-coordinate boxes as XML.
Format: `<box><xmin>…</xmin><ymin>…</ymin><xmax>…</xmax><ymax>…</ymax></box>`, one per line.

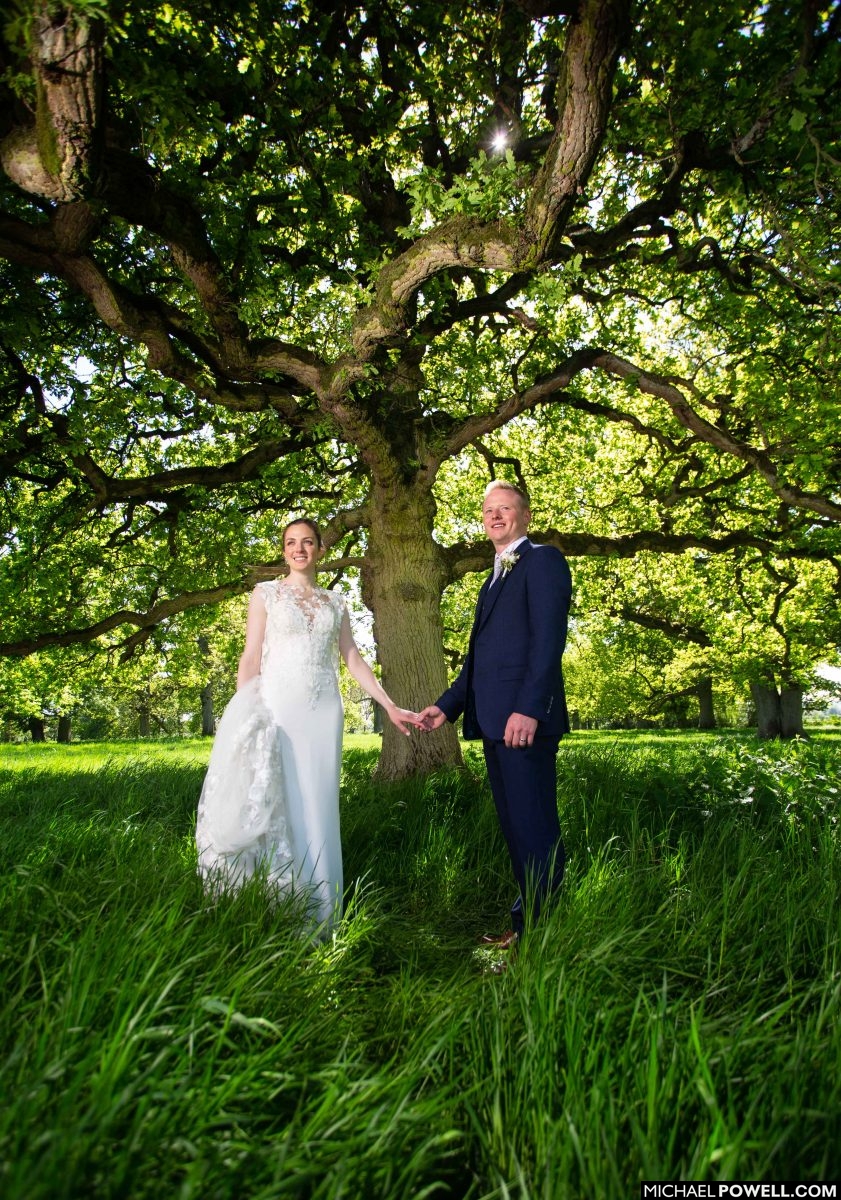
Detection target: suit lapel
<box><xmin>471</xmin><ymin>575</ymin><xmax>493</xmax><ymax>638</ymax></box>
<box><xmin>476</xmin><ymin>540</ymin><xmax>532</xmax><ymax>630</ymax></box>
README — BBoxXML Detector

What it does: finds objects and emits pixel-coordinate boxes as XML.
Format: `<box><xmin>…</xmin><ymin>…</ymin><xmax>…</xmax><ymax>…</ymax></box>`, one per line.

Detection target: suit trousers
<box><xmin>482</xmin><ymin>735</ymin><xmax>565</xmax><ymax>935</ymax></box>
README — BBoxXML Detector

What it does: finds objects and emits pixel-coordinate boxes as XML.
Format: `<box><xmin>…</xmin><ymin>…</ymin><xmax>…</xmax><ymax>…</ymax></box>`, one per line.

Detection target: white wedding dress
<box><xmin>196</xmin><ymin>582</ymin><xmax>346</xmax><ymax>930</ymax></box>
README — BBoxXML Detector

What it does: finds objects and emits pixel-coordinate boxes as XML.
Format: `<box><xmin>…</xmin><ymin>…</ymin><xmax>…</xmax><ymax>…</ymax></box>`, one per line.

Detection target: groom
<box><xmin>419</xmin><ymin>480</ymin><xmax>572</xmax><ymax>944</ymax></box>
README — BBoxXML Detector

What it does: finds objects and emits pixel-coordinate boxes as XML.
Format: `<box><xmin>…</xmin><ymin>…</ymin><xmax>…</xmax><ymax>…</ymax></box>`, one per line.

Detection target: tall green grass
<box><xmin>0</xmin><ymin>733</ymin><xmax>839</xmax><ymax>1198</ymax></box>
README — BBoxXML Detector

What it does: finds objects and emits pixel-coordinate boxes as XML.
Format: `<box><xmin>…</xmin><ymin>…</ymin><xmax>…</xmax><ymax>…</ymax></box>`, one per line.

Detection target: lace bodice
<box><xmin>258</xmin><ymin>581</ymin><xmax>346</xmax><ymax>712</ymax></box>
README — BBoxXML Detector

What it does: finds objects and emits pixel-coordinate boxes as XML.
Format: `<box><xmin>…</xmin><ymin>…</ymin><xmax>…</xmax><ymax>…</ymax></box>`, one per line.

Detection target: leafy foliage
<box><xmin>1</xmin><ymin>1</ymin><xmax>839</xmax><ymax>762</ymax></box>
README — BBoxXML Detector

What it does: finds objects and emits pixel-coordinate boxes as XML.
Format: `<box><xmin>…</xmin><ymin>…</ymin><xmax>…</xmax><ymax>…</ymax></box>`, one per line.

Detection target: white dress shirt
<box><xmin>490</xmin><ymin>535</ymin><xmax>529</xmax><ymax>586</ymax></box>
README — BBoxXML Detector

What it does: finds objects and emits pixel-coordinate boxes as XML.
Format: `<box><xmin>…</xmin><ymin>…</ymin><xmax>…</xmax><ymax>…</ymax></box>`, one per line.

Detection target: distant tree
<box><xmin>567</xmin><ymin>550</ymin><xmax>840</xmax><ymax>735</ymax></box>
<box><xmin>0</xmin><ymin>599</ymin><xmax>246</xmax><ymax>741</ymax></box>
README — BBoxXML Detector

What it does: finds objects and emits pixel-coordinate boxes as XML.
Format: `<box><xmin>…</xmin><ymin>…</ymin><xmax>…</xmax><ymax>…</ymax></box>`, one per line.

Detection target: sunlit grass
<box><xmin>0</xmin><ymin>732</ymin><xmax>839</xmax><ymax>1197</ymax></box>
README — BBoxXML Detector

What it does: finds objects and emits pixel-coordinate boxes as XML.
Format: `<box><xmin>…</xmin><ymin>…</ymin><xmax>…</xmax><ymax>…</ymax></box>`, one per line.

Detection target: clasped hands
<box><xmin>415</xmin><ymin>706</ymin><xmax>538</xmax><ymax>748</ymax></box>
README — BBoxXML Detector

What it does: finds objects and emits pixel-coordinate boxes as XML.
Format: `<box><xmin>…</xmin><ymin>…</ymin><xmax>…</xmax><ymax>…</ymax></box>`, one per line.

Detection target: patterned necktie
<box><xmin>490</xmin><ymin>556</ymin><xmax>502</xmax><ymax>587</ymax></box>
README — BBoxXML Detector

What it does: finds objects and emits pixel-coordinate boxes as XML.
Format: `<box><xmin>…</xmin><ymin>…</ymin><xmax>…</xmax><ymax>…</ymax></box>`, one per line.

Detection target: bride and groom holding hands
<box><xmin>196</xmin><ymin>479</ymin><xmax>572</xmax><ymax>949</ymax></box>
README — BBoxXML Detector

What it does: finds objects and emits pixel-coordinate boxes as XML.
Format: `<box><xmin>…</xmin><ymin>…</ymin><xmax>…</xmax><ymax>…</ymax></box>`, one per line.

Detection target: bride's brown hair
<box><xmin>282</xmin><ymin>517</ymin><xmax>323</xmax><ymax>548</ymax></box>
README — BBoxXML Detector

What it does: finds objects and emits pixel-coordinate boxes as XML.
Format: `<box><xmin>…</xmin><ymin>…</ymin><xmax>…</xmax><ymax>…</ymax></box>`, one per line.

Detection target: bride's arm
<box><xmin>237</xmin><ymin>588</ymin><xmax>267</xmax><ymax>688</ymax></box>
<box><xmin>338</xmin><ymin>611</ymin><xmax>421</xmax><ymax>735</ymax></box>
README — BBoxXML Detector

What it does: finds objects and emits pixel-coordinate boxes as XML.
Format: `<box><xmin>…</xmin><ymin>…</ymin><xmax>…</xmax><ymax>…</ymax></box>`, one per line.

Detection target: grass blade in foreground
<box><xmin>0</xmin><ymin>732</ymin><xmax>838</xmax><ymax>1197</ymax></box>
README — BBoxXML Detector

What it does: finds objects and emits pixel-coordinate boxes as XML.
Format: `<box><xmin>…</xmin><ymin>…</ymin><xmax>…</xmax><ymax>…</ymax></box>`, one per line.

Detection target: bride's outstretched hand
<box><xmin>417</xmin><ymin>705</ymin><xmax>447</xmax><ymax>732</ymax></box>
<box><xmin>386</xmin><ymin>706</ymin><xmax>427</xmax><ymax>736</ymax></box>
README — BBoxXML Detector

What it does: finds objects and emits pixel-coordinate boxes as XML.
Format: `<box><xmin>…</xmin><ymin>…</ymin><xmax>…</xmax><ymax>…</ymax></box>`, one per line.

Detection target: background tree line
<box><xmin>1</xmin><ymin>0</ymin><xmax>839</xmax><ymax>770</ymax></box>
<box><xmin>3</xmin><ymin>546</ymin><xmax>838</xmax><ymax>743</ymax></box>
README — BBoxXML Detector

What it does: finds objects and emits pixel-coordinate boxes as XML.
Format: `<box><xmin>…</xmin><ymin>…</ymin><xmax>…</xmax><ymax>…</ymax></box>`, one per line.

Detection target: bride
<box><xmin>196</xmin><ymin>517</ymin><xmax>420</xmax><ymax>930</ymax></box>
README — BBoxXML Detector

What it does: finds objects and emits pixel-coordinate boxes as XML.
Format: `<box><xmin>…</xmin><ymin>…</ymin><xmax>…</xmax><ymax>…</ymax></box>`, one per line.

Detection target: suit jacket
<box><xmin>436</xmin><ymin>540</ymin><xmax>572</xmax><ymax>741</ymax></box>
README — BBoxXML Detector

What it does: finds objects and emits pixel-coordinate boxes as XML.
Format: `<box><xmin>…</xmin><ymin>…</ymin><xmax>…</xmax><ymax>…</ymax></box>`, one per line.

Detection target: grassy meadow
<box><xmin>1</xmin><ymin>729</ymin><xmax>839</xmax><ymax>1198</ymax></box>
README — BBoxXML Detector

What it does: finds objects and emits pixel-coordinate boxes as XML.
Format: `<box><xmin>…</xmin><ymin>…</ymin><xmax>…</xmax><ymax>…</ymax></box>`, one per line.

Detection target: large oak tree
<box><xmin>1</xmin><ymin>0</ymin><xmax>839</xmax><ymax>774</ymax></box>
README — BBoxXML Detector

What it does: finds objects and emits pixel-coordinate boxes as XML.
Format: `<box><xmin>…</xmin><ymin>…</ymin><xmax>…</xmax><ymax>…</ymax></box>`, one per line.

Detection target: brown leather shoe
<box><xmin>480</xmin><ymin>930</ymin><xmax>519</xmax><ymax>949</ymax></box>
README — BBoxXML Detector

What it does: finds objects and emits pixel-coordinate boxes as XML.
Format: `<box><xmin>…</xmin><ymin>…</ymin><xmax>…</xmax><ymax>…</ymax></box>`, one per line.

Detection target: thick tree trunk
<box><xmin>29</xmin><ymin>715</ymin><xmax>46</xmax><ymax>742</ymax></box>
<box><xmin>780</xmin><ymin>686</ymin><xmax>804</xmax><ymax>738</ymax></box>
<box><xmin>197</xmin><ymin>636</ymin><xmax>215</xmax><ymax>736</ymax></box>
<box><xmin>749</xmin><ymin>680</ymin><xmax>804</xmax><ymax>739</ymax></box>
<box><xmin>57</xmin><ymin>714</ymin><xmax>71</xmax><ymax>743</ymax></box>
<box><xmin>363</xmin><ymin>485</ymin><xmax>462</xmax><ymax>779</ymax></box>
<box><xmin>750</xmin><ymin>682</ymin><xmax>781</xmax><ymax>738</ymax></box>
<box><xmin>696</xmin><ymin>676</ymin><xmax>716</xmax><ymax>729</ymax></box>
<box><xmin>200</xmin><ymin>684</ymin><xmax>215</xmax><ymax>736</ymax></box>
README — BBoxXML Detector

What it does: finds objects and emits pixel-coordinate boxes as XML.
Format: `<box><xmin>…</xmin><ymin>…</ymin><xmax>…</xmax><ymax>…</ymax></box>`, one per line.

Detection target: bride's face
<box><xmin>283</xmin><ymin>523</ymin><xmax>321</xmax><ymax>574</ymax></box>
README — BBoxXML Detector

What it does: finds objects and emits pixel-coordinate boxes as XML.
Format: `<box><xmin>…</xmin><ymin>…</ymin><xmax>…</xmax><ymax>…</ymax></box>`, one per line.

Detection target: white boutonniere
<box><xmin>499</xmin><ymin>549</ymin><xmax>520</xmax><ymax>576</ymax></box>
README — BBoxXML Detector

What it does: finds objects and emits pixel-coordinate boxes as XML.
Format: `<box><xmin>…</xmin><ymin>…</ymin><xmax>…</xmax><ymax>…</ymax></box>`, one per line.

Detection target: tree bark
<box><xmin>0</xmin><ymin>5</ymin><xmax>104</xmax><ymax>202</ymax></box>
<box><xmin>696</xmin><ymin>676</ymin><xmax>716</xmax><ymax>729</ymax></box>
<box><xmin>780</xmin><ymin>686</ymin><xmax>804</xmax><ymax>738</ymax></box>
<box><xmin>750</xmin><ymin>682</ymin><xmax>781</xmax><ymax>738</ymax></box>
<box><xmin>200</xmin><ymin>683</ymin><xmax>215</xmax><ymax>736</ymax></box>
<box><xmin>197</xmin><ymin>635</ymin><xmax>215</xmax><ymax>736</ymax></box>
<box><xmin>749</xmin><ymin>680</ymin><xmax>804</xmax><ymax>739</ymax></box>
<box><xmin>57</xmin><ymin>714</ymin><xmax>71</xmax><ymax>743</ymax></box>
<box><xmin>29</xmin><ymin>715</ymin><xmax>46</xmax><ymax>742</ymax></box>
<box><xmin>525</xmin><ymin>0</ymin><xmax>627</xmax><ymax>256</ymax></box>
<box><xmin>362</xmin><ymin>484</ymin><xmax>463</xmax><ymax>779</ymax></box>
<box><xmin>137</xmin><ymin>694</ymin><xmax>151</xmax><ymax>739</ymax></box>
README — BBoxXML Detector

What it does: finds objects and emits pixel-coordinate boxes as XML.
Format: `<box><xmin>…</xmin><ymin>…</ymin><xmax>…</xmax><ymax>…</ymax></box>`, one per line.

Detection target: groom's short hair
<box><xmin>483</xmin><ymin>479</ymin><xmax>530</xmax><ymax>508</ymax></box>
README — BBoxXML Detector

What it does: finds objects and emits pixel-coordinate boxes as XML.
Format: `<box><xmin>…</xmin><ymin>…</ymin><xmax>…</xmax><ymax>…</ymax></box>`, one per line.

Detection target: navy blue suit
<box><xmin>436</xmin><ymin>540</ymin><xmax>572</xmax><ymax>935</ymax></box>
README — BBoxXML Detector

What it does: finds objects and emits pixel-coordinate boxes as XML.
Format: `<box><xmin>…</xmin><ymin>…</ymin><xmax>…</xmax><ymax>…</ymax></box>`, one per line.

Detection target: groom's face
<box><xmin>482</xmin><ymin>488</ymin><xmax>530</xmax><ymax>551</ymax></box>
